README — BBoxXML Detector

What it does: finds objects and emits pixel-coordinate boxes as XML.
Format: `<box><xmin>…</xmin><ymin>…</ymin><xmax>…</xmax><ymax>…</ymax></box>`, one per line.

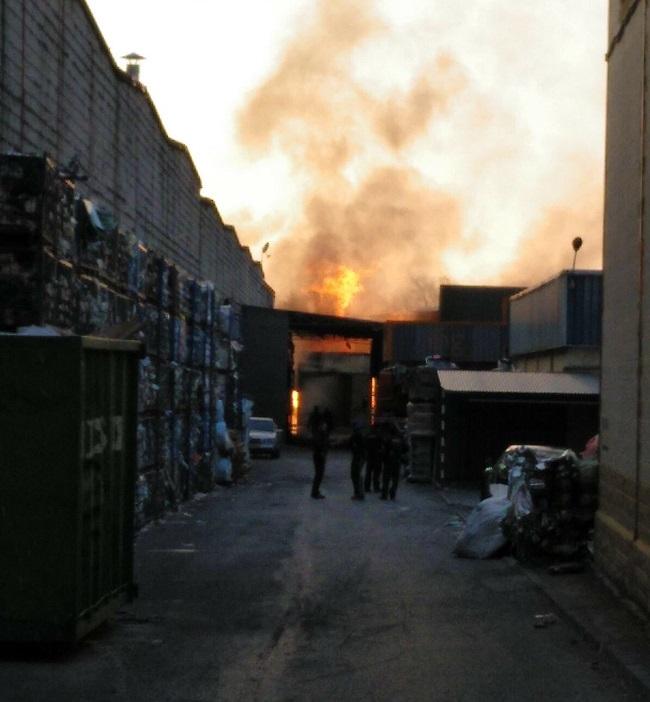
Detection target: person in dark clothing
<box><xmin>350</xmin><ymin>420</ymin><xmax>366</xmax><ymax>500</ymax></box>
<box><xmin>322</xmin><ymin>407</ymin><xmax>334</xmax><ymax>434</ymax></box>
<box><xmin>381</xmin><ymin>421</ymin><xmax>407</xmax><ymax>501</ymax></box>
<box><xmin>308</xmin><ymin>405</ymin><xmax>330</xmax><ymax>499</ymax></box>
<box><xmin>364</xmin><ymin>424</ymin><xmax>382</xmax><ymax>493</ymax></box>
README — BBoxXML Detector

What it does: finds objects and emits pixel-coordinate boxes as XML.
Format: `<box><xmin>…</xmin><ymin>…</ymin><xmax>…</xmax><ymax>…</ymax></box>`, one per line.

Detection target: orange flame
<box><xmin>309</xmin><ymin>265</ymin><xmax>363</xmax><ymax>316</ymax></box>
<box><xmin>290</xmin><ymin>389</ymin><xmax>300</xmax><ymax>437</ymax></box>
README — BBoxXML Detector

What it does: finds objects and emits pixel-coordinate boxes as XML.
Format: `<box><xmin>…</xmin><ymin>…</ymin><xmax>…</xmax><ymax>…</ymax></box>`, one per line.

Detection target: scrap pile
<box><xmin>0</xmin><ymin>153</ymin><xmax>244</xmax><ymax>525</ymax></box>
<box><xmin>501</xmin><ymin>447</ymin><xmax>599</xmax><ymax>560</ymax></box>
<box><xmin>456</xmin><ymin>444</ymin><xmax>599</xmax><ymax>560</ymax></box>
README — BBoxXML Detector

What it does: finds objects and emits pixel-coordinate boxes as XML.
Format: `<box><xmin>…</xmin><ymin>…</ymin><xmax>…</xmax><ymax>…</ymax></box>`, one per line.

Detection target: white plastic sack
<box><xmin>510</xmin><ymin>479</ymin><xmax>533</xmax><ymax>518</ymax></box>
<box><xmin>454</xmin><ymin>497</ymin><xmax>511</xmax><ymax>559</ymax></box>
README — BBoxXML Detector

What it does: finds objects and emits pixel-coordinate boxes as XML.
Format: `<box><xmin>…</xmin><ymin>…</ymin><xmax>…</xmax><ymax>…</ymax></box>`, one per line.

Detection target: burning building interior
<box><xmin>240</xmin><ymin>306</ymin><xmax>383</xmax><ymax>441</ymax></box>
<box><xmin>291</xmin><ymin>336</ymin><xmax>373</xmax><ymax>439</ymax></box>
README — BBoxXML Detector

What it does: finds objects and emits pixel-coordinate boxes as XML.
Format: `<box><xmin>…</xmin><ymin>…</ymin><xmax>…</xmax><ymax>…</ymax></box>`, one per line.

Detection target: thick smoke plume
<box><xmin>237</xmin><ymin>0</ymin><xmax>604</xmax><ymax>318</ymax></box>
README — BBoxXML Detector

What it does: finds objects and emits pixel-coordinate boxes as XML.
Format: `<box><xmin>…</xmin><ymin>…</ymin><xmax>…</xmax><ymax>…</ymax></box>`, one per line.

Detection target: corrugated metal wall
<box><xmin>566</xmin><ymin>273</ymin><xmax>603</xmax><ymax>346</ymax></box>
<box><xmin>384</xmin><ymin>322</ymin><xmax>506</xmax><ymax>365</ymax></box>
<box><xmin>509</xmin><ymin>271</ymin><xmax>602</xmax><ymax>356</ymax></box>
<box><xmin>439</xmin><ymin>285</ymin><xmax>523</xmax><ymax>322</ymax></box>
<box><xmin>240</xmin><ymin>307</ymin><xmax>291</xmax><ymax>430</ymax></box>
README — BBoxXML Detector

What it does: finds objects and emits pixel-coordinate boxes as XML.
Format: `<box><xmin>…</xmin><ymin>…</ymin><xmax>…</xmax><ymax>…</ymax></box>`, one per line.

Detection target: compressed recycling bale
<box><xmin>137</xmin><ymin>303</ymin><xmax>160</xmax><ymax>358</ymax></box>
<box><xmin>407</xmin><ymin>402</ymin><xmax>433</xmax><ymax>416</ymax></box>
<box><xmin>76</xmin><ymin>275</ymin><xmax>111</xmax><ymax>333</ymax></box>
<box><xmin>168</xmin><ymin>316</ymin><xmax>181</xmax><ymax>363</ymax></box>
<box><xmin>137</xmin><ymin>416</ymin><xmax>158</xmax><ymax>470</ymax></box>
<box><xmin>193</xmin><ymin>283</ymin><xmax>216</xmax><ymax>327</ymax></box>
<box><xmin>190</xmin><ymin>326</ymin><xmax>206</xmax><ymax>368</ymax></box>
<box><xmin>157</xmin><ymin>363</ymin><xmax>173</xmax><ymax>411</ymax></box>
<box><xmin>189</xmin><ymin>412</ymin><xmax>202</xmax><ymax>460</ymax></box>
<box><xmin>158</xmin><ymin>311</ymin><xmax>171</xmax><ymax>361</ymax></box>
<box><xmin>41</xmin><ymin>253</ymin><xmax>77</xmax><ymax>329</ymax></box>
<box><xmin>186</xmin><ymin>368</ymin><xmax>202</xmax><ymax>410</ymax></box>
<box><xmin>76</xmin><ymin>199</ymin><xmax>116</xmax><ymax>283</ymax></box>
<box><xmin>143</xmin><ymin>250</ymin><xmax>158</xmax><ymax>303</ymax></box>
<box><xmin>113</xmin><ymin>229</ymin><xmax>131</xmax><ymax>290</ymax></box>
<box><xmin>137</xmin><ymin>357</ymin><xmax>159</xmax><ymax>414</ymax></box>
<box><xmin>112</xmin><ymin>291</ymin><xmax>136</xmax><ymax>326</ymax></box>
<box><xmin>200</xmin><ymin>372</ymin><xmax>211</xmax><ymax>412</ymax></box>
<box><xmin>180</xmin><ymin>276</ymin><xmax>194</xmax><ymax>320</ymax></box>
<box><xmin>170</xmin><ymin>363</ymin><xmax>184</xmax><ymax>410</ymax></box>
<box><xmin>407</xmin><ymin>413</ymin><xmax>435</xmax><ymax>431</ymax></box>
<box><xmin>409</xmin><ymin>384</ymin><xmax>437</xmax><ymax>401</ymax></box>
<box><xmin>212</xmin><ymin>335</ymin><xmax>230</xmax><ymax>371</ymax></box>
<box><xmin>127</xmin><ymin>239</ymin><xmax>147</xmax><ymax>297</ymax></box>
<box><xmin>191</xmin><ymin>282</ymin><xmax>204</xmax><ymax>324</ymax></box>
<box><xmin>169</xmin><ymin>265</ymin><xmax>180</xmax><ymax>315</ymax></box>
<box><xmin>412</xmin><ymin>366</ymin><xmax>437</xmax><ymax>387</ymax></box>
<box><xmin>157</xmin><ymin>258</ymin><xmax>171</xmax><ymax>311</ymax></box>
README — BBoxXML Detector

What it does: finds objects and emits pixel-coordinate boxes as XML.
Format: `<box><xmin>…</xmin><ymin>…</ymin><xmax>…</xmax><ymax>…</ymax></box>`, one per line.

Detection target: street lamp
<box><xmin>572</xmin><ymin>236</ymin><xmax>583</xmax><ymax>270</ymax></box>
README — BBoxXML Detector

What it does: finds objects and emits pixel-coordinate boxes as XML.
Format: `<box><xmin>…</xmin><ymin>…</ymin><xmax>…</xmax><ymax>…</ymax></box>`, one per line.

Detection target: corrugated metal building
<box><xmin>436</xmin><ymin>370</ymin><xmax>599</xmax><ymax>483</ymax></box>
<box><xmin>509</xmin><ymin>271</ymin><xmax>602</xmax><ymax>372</ymax></box>
<box><xmin>384</xmin><ymin>321</ymin><xmax>508</xmax><ymax>368</ymax></box>
<box><xmin>439</xmin><ymin>285</ymin><xmax>524</xmax><ymax>323</ymax></box>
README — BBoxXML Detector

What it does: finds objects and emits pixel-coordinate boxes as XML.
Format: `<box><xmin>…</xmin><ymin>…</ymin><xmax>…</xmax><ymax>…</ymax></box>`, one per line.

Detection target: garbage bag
<box><xmin>454</xmin><ymin>497</ymin><xmax>511</xmax><ymax>559</ymax></box>
<box><xmin>510</xmin><ymin>479</ymin><xmax>534</xmax><ymax>518</ymax></box>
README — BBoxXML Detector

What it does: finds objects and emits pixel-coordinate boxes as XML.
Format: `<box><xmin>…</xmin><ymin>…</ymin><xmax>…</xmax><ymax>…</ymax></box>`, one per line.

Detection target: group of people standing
<box><xmin>308</xmin><ymin>405</ymin><xmax>408</xmax><ymax>502</ymax></box>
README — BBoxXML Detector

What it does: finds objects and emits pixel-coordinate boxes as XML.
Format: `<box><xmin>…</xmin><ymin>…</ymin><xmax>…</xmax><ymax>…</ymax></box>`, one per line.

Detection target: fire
<box><xmin>290</xmin><ymin>389</ymin><xmax>300</xmax><ymax>437</ymax></box>
<box><xmin>370</xmin><ymin>377</ymin><xmax>377</xmax><ymax>425</ymax></box>
<box><xmin>296</xmin><ymin>337</ymin><xmax>371</xmax><ymax>354</ymax></box>
<box><xmin>309</xmin><ymin>265</ymin><xmax>363</xmax><ymax>316</ymax></box>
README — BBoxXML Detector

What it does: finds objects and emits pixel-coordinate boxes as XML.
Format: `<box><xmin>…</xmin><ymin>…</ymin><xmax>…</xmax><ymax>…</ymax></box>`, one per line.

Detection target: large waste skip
<box><xmin>0</xmin><ymin>335</ymin><xmax>141</xmax><ymax>642</ymax></box>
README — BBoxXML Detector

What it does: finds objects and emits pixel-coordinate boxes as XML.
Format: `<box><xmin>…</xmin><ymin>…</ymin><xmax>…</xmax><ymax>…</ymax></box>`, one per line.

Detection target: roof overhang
<box><xmin>437</xmin><ymin>370</ymin><xmax>599</xmax><ymax>396</ymax></box>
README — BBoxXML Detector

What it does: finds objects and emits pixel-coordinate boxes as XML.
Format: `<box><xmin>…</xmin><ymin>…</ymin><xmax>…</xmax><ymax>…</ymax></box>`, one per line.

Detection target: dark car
<box><xmin>248</xmin><ymin>417</ymin><xmax>281</xmax><ymax>458</ymax></box>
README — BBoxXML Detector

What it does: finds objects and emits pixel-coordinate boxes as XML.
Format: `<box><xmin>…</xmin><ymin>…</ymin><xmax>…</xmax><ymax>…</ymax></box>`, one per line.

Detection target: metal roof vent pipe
<box><xmin>123</xmin><ymin>53</ymin><xmax>145</xmax><ymax>83</ymax></box>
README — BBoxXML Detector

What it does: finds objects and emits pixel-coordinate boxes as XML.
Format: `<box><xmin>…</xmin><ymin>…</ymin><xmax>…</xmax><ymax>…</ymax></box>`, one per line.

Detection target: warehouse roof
<box><xmin>437</xmin><ymin>370</ymin><xmax>599</xmax><ymax>396</ymax></box>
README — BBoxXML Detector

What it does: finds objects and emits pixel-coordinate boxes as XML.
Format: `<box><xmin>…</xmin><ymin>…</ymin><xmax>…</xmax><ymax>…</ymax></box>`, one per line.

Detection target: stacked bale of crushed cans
<box><xmin>0</xmin><ymin>153</ymin><xmax>241</xmax><ymax>526</ymax></box>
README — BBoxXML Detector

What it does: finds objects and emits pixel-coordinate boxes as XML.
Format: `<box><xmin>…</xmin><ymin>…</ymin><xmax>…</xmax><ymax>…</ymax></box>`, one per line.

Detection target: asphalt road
<box><xmin>1</xmin><ymin>446</ymin><xmax>644</xmax><ymax>701</ymax></box>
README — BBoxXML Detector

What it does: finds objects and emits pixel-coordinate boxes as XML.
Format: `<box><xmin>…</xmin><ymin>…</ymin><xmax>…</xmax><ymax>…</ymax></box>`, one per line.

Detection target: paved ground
<box><xmin>1</xmin><ymin>447</ymin><xmax>646</xmax><ymax>701</ymax></box>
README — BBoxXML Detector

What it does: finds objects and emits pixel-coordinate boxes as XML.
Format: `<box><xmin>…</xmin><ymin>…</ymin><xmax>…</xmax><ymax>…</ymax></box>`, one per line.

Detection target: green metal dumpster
<box><xmin>0</xmin><ymin>335</ymin><xmax>141</xmax><ymax>642</ymax></box>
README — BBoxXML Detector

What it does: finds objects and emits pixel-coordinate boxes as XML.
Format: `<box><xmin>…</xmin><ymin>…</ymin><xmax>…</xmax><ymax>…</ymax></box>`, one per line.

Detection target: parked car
<box><xmin>248</xmin><ymin>417</ymin><xmax>281</xmax><ymax>458</ymax></box>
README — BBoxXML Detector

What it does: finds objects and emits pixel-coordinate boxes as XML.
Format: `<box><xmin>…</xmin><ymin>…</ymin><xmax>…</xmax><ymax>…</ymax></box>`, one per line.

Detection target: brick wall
<box><xmin>0</xmin><ymin>0</ymin><xmax>273</xmax><ymax>307</ymax></box>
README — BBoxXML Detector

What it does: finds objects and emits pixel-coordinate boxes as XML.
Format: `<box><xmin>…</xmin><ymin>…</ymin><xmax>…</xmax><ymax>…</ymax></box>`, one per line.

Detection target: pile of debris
<box><xmin>455</xmin><ymin>444</ymin><xmax>599</xmax><ymax>561</ymax></box>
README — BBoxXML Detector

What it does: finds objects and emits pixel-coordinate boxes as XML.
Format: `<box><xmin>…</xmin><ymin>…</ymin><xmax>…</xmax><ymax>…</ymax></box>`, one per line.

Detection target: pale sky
<box><xmin>85</xmin><ymin>0</ymin><xmax>608</xmax><ymax>314</ymax></box>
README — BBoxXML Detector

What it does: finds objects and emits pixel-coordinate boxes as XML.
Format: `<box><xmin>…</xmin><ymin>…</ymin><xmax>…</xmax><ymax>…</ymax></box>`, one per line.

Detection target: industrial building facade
<box><xmin>598</xmin><ymin>0</ymin><xmax>650</xmax><ymax>612</ymax></box>
<box><xmin>0</xmin><ymin>0</ymin><xmax>272</xmax><ymax>306</ymax></box>
<box><xmin>509</xmin><ymin>271</ymin><xmax>602</xmax><ymax>373</ymax></box>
